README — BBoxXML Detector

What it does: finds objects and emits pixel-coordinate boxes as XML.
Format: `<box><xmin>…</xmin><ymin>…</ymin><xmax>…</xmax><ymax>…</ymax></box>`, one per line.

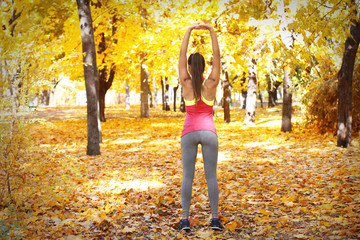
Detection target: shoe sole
<box><xmin>181</xmin><ymin>227</ymin><xmax>191</xmax><ymax>232</ymax></box>
<box><xmin>211</xmin><ymin>226</ymin><xmax>223</xmax><ymax>230</ymax></box>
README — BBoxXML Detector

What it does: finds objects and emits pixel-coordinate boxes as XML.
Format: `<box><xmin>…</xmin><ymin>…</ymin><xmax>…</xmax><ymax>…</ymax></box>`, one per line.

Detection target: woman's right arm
<box><xmin>206</xmin><ymin>23</ymin><xmax>221</xmax><ymax>87</ymax></box>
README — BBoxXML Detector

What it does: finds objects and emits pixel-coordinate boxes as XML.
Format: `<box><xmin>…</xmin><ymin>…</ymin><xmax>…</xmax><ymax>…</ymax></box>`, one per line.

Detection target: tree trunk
<box><xmin>173</xmin><ymin>85</ymin><xmax>179</xmax><ymax>112</ymax></box>
<box><xmin>98</xmin><ymin>28</ymin><xmax>116</xmax><ymax>122</ymax></box>
<box><xmin>97</xmin><ymin>8</ymin><xmax>118</xmax><ymax>122</ymax></box>
<box><xmin>267</xmin><ymin>74</ymin><xmax>281</xmax><ymax>107</ymax></box>
<box><xmin>258</xmin><ymin>82</ymin><xmax>263</xmax><ymax>108</ymax></box>
<box><xmin>41</xmin><ymin>90</ymin><xmax>50</xmax><ymax>106</ymax></box>
<box><xmin>164</xmin><ymin>77</ymin><xmax>170</xmax><ymax>111</ymax></box>
<box><xmin>125</xmin><ymin>83</ymin><xmax>130</xmax><ymax>109</ymax></box>
<box><xmin>98</xmin><ymin>32</ymin><xmax>106</xmax><ymax>122</ymax></box>
<box><xmin>279</xmin><ymin>0</ymin><xmax>293</xmax><ymax>133</ymax></box>
<box><xmin>243</xmin><ymin>1</ymin><xmax>270</xmax><ymax>124</ymax></box>
<box><xmin>161</xmin><ymin>77</ymin><xmax>165</xmax><ymax>110</ymax></box>
<box><xmin>148</xmin><ymin>81</ymin><xmax>153</xmax><ymax>108</ymax></box>
<box><xmin>337</xmin><ymin>6</ymin><xmax>360</xmax><ymax>147</ymax></box>
<box><xmin>281</xmin><ymin>67</ymin><xmax>292</xmax><ymax>132</ymax></box>
<box><xmin>244</xmin><ymin>59</ymin><xmax>257</xmax><ymax>125</ymax></box>
<box><xmin>267</xmin><ymin>74</ymin><xmax>275</xmax><ymax>107</ymax></box>
<box><xmin>140</xmin><ymin>61</ymin><xmax>149</xmax><ymax>118</ymax></box>
<box><xmin>99</xmin><ymin>64</ymin><xmax>115</xmax><ymax>122</ymax></box>
<box><xmin>180</xmin><ymin>87</ymin><xmax>186</xmax><ymax>112</ymax></box>
<box><xmin>153</xmin><ymin>77</ymin><xmax>157</xmax><ymax>108</ymax></box>
<box><xmin>223</xmin><ymin>70</ymin><xmax>231</xmax><ymax>123</ymax></box>
<box><xmin>139</xmin><ymin>5</ymin><xmax>148</xmax><ymax>118</ymax></box>
<box><xmin>76</xmin><ymin>0</ymin><xmax>100</xmax><ymax>155</ymax></box>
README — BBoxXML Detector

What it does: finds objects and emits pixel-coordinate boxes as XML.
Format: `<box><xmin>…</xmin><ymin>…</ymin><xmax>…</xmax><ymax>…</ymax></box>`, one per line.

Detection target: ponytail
<box><xmin>188</xmin><ymin>52</ymin><xmax>205</xmax><ymax>103</ymax></box>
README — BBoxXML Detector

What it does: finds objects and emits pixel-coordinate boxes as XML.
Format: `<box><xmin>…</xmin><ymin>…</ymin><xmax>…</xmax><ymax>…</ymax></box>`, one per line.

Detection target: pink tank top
<box><xmin>181</xmin><ymin>97</ymin><xmax>216</xmax><ymax>137</ymax></box>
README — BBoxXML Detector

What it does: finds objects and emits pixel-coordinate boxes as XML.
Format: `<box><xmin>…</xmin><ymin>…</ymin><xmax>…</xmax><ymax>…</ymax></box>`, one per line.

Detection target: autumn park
<box><xmin>1</xmin><ymin>0</ymin><xmax>360</xmax><ymax>239</ymax></box>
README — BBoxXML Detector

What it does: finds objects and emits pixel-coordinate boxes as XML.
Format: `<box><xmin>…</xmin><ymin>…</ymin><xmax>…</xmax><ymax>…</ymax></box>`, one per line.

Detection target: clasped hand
<box><xmin>188</xmin><ymin>20</ymin><xmax>213</xmax><ymax>31</ymax></box>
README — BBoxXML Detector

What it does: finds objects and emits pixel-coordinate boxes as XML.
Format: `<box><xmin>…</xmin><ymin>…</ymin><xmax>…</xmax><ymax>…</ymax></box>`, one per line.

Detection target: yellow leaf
<box><xmin>260</xmin><ymin>208</ymin><xmax>272</xmax><ymax>216</ymax></box>
<box><xmin>225</xmin><ymin>221</ymin><xmax>239</xmax><ymax>231</ymax></box>
<box><xmin>237</xmin><ymin>186</ymin><xmax>248</xmax><ymax>193</ymax></box>
<box><xmin>284</xmin><ymin>201</ymin><xmax>295</xmax><ymax>207</ymax></box>
<box><xmin>196</xmin><ymin>230</ymin><xmax>212</xmax><ymax>238</ymax></box>
<box><xmin>122</xmin><ymin>226</ymin><xmax>136</xmax><ymax>233</ymax></box>
<box><xmin>294</xmin><ymin>234</ymin><xmax>307</xmax><ymax>239</ymax></box>
<box><xmin>322</xmin><ymin>221</ymin><xmax>331</xmax><ymax>227</ymax></box>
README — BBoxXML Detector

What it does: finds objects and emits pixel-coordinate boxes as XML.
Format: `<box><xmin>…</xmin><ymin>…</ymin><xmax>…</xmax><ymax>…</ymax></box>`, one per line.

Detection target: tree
<box><xmin>267</xmin><ymin>72</ymin><xmax>281</xmax><ymax>107</ymax></box>
<box><xmin>164</xmin><ymin>77</ymin><xmax>170</xmax><ymax>111</ymax></box>
<box><xmin>140</xmin><ymin>59</ymin><xmax>149</xmax><ymax>118</ymax></box>
<box><xmin>125</xmin><ymin>83</ymin><xmax>130</xmax><ymax>109</ymax></box>
<box><xmin>243</xmin><ymin>0</ymin><xmax>271</xmax><ymax>125</ymax></box>
<box><xmin>173</xmin><ymin>85</ymin><xmax>179</xmax><ymax>112</ymax></box>
<box><xmin>180</xmin><ymin>88</ymin><xmax>186</xmax><ymax>112</ymax></box>
<box><xmin>278</xmin><ymin>0</ymin><xmax>294</xmax><ymax>132</ymax></box>
<box><xmin>222</xmin><ymin>62</ymin><xmax>231</xmax><ymax>123</ymax></box>
<box><xmin>140</xmin><ymin>4</ymin><xmax>149</xmax><ymax>118</ymax></box>
<box><xmin>94</xmin><ymin>1</ymin><xmax>118</xmax><ymax>122</ymax></box>
<box><xmin>281</xmin><ymin>64</ymin><xmax>292</xmax><ymax>132</ymax></box>
<box><xmin>161</xmin><ymin>77</ymin><xmax>170</xmax><ymax>111</ymax></box>
<box><xmin>76</xmin><ymin>0</ymin><xmax>101</xmax><ymax>155</ymax></box>
<box><xmin>152</xmin><ymin>77</ymin><xmax>158</xmax><ymax>108</ymax></box>
<box><xmin>161</xmin><ymin>77</ymin><xmax>165</xmax><ymax>110</ymax></box>
<box><xmin>337</xmin><ymin>1</ymin><xmax>360</xmax><ymax>147</ymax></box>
<box><xmin>244</xmin><ymin>59</ymin><xmax>257</xmax><ymax>125</ymax></box>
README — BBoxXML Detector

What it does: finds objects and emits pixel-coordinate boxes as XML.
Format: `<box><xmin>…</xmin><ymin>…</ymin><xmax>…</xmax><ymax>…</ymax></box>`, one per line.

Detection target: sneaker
<box><xmin>179</xmin><ymin>219</ymin><xmax>190</xmax><ymax>232</ymax></box>
<box><xmin>210</xmin><ymin>218</ymin><xmax>224</xmax><ymax>230</ymax></box>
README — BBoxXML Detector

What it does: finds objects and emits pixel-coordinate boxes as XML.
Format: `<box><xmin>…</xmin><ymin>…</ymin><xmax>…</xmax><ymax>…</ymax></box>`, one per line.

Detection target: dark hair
<box><xmin>188</xmin><ymin>52</ymin><xmax>205</xmax><ymax>103</ymax></box>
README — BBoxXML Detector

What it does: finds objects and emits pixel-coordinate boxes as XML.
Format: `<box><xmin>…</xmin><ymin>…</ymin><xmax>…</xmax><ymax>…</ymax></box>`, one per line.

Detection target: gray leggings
<box><xmin>180</xmin><ymin>130</ymin><xmax>219</xmax><ymax>218</ymax></box>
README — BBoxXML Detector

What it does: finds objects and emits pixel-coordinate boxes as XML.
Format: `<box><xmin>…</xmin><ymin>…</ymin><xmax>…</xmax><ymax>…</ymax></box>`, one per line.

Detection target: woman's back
<box><xmin>182</xmin><ymin>78</ymin><xmax>218</xmax><ymax>104</ymax></box>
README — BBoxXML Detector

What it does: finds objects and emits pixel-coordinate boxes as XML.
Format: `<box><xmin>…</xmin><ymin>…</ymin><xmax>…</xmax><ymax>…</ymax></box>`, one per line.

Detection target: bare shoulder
<box><xmin>182</xmin><ymin>78</ymin><xmax>193</xmax><ymax>89</ymax></box>
<box><xmin>203</xmin><ymin>78</ymin><xmax>218</xmax><ymax>90</ymax></box>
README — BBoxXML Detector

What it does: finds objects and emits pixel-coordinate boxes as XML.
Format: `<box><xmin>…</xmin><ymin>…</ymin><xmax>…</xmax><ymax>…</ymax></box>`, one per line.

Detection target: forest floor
<box><xmin>1</xmin><ymin>105</ymin><xmax>360</xmax><ymax>239</ymax></box>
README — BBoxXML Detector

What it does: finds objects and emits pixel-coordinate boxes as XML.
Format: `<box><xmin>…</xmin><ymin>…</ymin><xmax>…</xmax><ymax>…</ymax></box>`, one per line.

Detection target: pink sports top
<box><xmin>181</xmin><ymin>80</ymin><xmax>216</xmax><ymax>137</ymax></box>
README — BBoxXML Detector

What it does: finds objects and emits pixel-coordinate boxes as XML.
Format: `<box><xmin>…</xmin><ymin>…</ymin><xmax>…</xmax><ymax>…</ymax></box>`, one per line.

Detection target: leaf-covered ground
<box><xmin>1</xmin><ymin>105</ymin><xmax>360</xmax><ymax>239</ymax></box>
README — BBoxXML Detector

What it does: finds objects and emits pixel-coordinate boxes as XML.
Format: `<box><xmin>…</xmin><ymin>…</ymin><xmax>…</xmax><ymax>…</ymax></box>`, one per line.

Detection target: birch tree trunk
<box><xmin>125</xmin><ymin>83</ymin><xmax>130</xmax><ymax>109</ymax></box>
<box><xmin>164</xmin><ymin>77</ymin><xmax>170</xmax><ymax>111</ymax></box>
<box><xmin>244</xmin><ymin>59</ymin><xmax>257</xmax><ymax>125</ymax></box>
<box><xmin>243</xmin><ymin>0</ymin><xmax>271</xmax><ymax>125</ymax></box>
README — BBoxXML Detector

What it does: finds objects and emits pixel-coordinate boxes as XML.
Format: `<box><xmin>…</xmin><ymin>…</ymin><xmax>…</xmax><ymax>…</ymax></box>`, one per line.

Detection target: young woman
<box><xmin>178</xmin><ymin>21</ymin><xmax>223</xmax><ymax>231</ymax></box>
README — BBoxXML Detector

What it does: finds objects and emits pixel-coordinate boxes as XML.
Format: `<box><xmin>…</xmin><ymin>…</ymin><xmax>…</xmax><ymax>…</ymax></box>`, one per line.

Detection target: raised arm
<box><xmin>205</xmin><ymin>23</ymin><xmax>220</xmax><ymax>86</ymax></box>
<box><xmin>179</xmin><ymin>25</ymin><xmax>197</xmax><ymax>86</ymax></box>
<box><xmin>179</xmin><ymin>22</ymin><xmax>220</xmax><ymax>87</ymax></box>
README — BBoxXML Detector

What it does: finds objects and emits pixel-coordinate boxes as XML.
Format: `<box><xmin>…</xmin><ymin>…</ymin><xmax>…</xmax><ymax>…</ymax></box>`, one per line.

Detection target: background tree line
<box><xmin>1</xmin><ymin>0</ymin><xmax>359</xmax><ymax>155</ymax></box>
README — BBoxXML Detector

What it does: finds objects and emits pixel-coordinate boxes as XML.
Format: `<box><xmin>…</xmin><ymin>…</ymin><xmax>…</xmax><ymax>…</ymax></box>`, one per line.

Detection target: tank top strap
<box><xmin>184</xmin><ymin>98</ymin><xmax>196</xmax><ymax>106</ymax></box>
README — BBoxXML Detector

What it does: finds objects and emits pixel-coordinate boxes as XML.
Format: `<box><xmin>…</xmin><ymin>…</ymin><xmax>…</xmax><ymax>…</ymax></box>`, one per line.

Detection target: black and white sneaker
<box><xmin>210</xmin><ymin>218</ymin><xmax>224</xmax><ymax>230</ymax></box>
<box><xmin>179</xmin><ymin>219</ymin><xmax>191</xmax><ymax>232</ymax></box>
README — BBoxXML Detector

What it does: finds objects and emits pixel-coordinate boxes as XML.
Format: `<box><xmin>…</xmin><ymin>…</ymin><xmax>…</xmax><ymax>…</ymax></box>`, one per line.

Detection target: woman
<box><xmin>178</xmin><ymin>21</ymin><xmax>223</xmax><ymax>231</ymax></box>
